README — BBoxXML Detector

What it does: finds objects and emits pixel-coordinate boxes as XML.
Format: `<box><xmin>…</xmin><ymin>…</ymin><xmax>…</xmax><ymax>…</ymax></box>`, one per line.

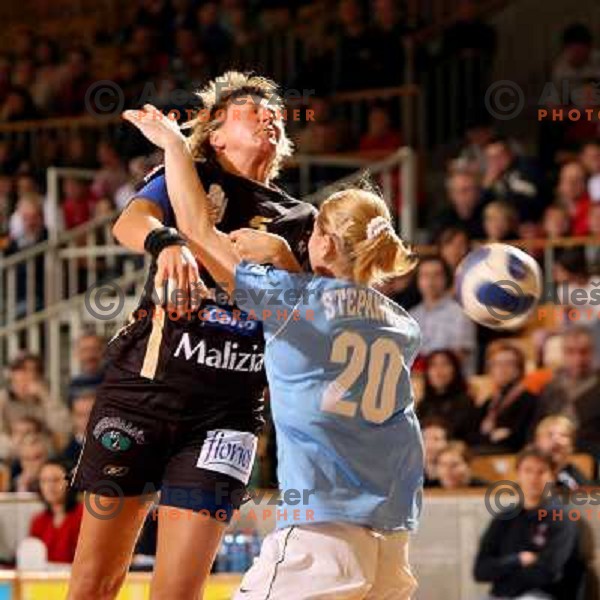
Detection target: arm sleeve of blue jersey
<box><xmin>234</xmin><ymin>261</ymin><xmax>308</xmax><ymax>332</ymax></box>
<box><xmin>129</xmin><ymin>173</ymin><xmax>174</xmax><ymax>226</ymax></box>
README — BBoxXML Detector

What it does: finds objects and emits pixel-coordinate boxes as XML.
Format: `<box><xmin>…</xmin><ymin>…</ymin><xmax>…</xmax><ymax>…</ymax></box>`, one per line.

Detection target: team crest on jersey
<box><xmin>207</xmin><ymin>183</ymin><xmax>228</xmax><ymax>224</ymax></box>
<box><xmin>93</xmin><ymin>417</ymin><xmax>145</xmax><ymax>452</ymax></box>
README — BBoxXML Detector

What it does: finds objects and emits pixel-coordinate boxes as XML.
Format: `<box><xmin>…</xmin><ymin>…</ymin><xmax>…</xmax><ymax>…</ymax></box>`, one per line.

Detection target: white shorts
<box><xmin>233</xmin><ymin>522</ymin><xmax>417</xmax><ymax>600</ymax></box>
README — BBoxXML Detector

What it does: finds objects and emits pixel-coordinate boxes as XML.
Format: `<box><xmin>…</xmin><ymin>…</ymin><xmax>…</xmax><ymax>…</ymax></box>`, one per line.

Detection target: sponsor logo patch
<box><xmin>197</xmin><ymin>429</ymin><xmax>257</xmax><ymax>485</ymax></box>
<box><xmin>93</xmin><ymin>417</ymin><xmax>145</xmax><ymax>453</ymax></box>
<box><xmin>102</xmin><ymin>465</ymin><xmax>130</xmax><ymax>477</ymax></box>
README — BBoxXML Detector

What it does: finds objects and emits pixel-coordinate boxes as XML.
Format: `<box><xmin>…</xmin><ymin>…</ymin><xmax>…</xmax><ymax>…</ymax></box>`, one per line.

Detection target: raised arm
<box><xmin>123</xmin><ymin>105</ymin><xmax>239</xmax><ymax>292</ymax></box>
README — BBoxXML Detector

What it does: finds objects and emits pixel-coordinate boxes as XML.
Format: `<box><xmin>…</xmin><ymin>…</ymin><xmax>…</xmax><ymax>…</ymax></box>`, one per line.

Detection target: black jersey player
<box><xmin>68</xmin><ymin>72</ymin><xmax>316</xmax><ymax>600</ymax></box>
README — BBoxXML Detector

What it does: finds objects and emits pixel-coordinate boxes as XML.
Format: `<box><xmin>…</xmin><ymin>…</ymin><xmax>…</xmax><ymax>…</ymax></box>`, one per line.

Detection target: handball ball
<box><xmin>455</xmin><ymin>243</ymin><xmax>542</xmax><ymax>330</ymax></box>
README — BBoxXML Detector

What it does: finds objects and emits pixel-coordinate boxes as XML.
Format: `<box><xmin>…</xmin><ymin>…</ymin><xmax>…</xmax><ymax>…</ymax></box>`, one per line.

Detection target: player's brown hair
<box><xmin>316</xmin><ymin>186</ymin><xmax>417</xmax><ymax>286</ymax></box>
<box><xmin>185</xmin><ymin>71</ymin><xmax>293</xmax><ymax>180</ymax></box>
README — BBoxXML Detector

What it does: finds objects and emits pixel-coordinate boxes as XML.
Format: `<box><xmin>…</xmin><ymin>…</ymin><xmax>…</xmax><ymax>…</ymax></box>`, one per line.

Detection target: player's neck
<box><xmin>217</xmin><ymin>152</ymin><xmax>272</xmax><ymax>186</ymax></box>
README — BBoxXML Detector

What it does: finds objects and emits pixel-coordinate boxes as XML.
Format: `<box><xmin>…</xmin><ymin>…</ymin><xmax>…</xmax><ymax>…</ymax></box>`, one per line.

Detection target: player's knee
<box><xmin>69</xmin><ymin>566</ymin><xmax>127</xmax><ymax>600</ymax></box>
<box><xmin>151</xmin><ymin>576</ymin><xmax>205</xmax><ymax>600</ymax></box>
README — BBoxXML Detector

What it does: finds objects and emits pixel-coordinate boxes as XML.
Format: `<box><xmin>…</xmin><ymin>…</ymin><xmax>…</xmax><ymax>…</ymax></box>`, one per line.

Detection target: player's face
<box><xmin>308</xmin><ymin>220</ymin><xmax>333</xmax><ymax>273</ymax></box>
<box><xmin>212</xmin><ymin>95</ymin><xmax>283</xmax><ymax>162</ymax></box>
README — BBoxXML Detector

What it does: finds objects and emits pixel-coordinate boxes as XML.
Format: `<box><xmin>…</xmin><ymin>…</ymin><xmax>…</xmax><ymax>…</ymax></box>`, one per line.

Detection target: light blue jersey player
<box><xmin>125</xmin><ymin>105</ymin><xmax>424</xmax><ymax>600</ymax></box>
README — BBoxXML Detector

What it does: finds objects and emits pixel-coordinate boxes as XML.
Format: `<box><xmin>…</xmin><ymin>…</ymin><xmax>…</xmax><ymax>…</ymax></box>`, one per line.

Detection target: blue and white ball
<box><xmin>455</xmin><ymin>243</ymin><xmax>543</xmax><ymax>330</ymax></box>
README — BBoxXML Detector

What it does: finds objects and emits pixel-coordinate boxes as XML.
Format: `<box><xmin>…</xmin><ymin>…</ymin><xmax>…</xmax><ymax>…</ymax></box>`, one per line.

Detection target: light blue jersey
<box><xmin>234</xmin><ymin>261</ymin><xmax>424</xmax><ymax>531</ymax></box>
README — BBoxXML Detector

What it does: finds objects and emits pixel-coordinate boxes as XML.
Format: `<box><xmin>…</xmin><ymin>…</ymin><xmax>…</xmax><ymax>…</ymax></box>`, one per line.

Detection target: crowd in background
<box><xmin>0</xmin><ymin>1</ymin><xmax>599</xmax><ymax>584</ymax></box>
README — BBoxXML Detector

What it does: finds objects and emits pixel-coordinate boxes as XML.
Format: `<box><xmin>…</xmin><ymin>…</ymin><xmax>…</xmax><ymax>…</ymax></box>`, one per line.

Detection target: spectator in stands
<box><xmin>552</xmin><ymin>250</ymin><xmax>600</xmax><ymax>349</ymax></box>
<box><xmin>409</xmin><ymin>256</ymin><xmax>476</xmax><ymax>370</ymax></box>
<box><xmin>434</xmin><ymin>441</ymin><xmax>488</xmax><ymax>490</ymax></box>
<box><xmin>556</xmin><ymin>161</ymin><xmax>591</xmax><ymax>235</ymax></box>
<box><xmin>437</xmin><ymin>227</ymin><xmax>471</xmax><ymax>271</ymax></box>
<box><xmin>579</xmin><ymin>140</ymin><xmax>600</xmax><ymax>202</ymax></box>
<box><xmin>0</xmin><ymin>415</ymin><xmax>44</xmax><ymax>464</ymax></box>
<box><xmin>0</xmin><ymin>86</ymin><xmax>37</xmax><ymax>122</ymax></box>
<box><xmin>61</xmin><ymin>391</ymin><xmax>95</xmax><ymax>464</ymax></box>
<box><xmin>358</xmin><ymin>103</ymin><xmax>402</xmax><ymax>153</ymax></box>
<box><xmin>31</xmin><ymin>37</ymin><xmax>60</xmax><ymax>114</ymax></box>
<box><xmin>417</xmin><ymin>350</ymin><xmax>476</xmax><ymax>440</ymax></box>
<box><xmin>7</xmin><ymin>192</ymin><xmax>46</xmax><ymax>245</ymax></box>
<box><xmin>0</xmin><ymin>174</ymin><xmax>13</xmax><ymax>246</ymax></box>
<box><xmin>294</xmin><ymin>97</ymin><xmax>348</xmax><ymax>155</ymax></box>
<box><xmin>430</xmin><ymin>170</ymin><xmax>484</xmax><ymax>240</ymax></box>
<box><xmin>586</xmin><ymin>203</ymin><xmax>600</xmax><ymax>272</ymax></box>
<box><xmin>63</xmin><ymin>133</ymin><xmax>91</xmax><ymax>169</ymax></box>
<box><xmin>333</xmin><ymin>0</ymin><xmax>378</xmax><ymax>91</ymax></box>
<box><xmin>61</xmin><ymin>178</ymin><xmax>95</xmax><ymax>230</ymax></box>
<box><xmin>195</xmin><ymin>2</ymin><xmax>232</xmax><ymax>70</ymax></box>
<box><xmin>440</xmin><ymin>0</ymin><xmax>496</xmax><ymax>126</ymax></box>
<box><xmin>458</xmin><ymin>119</ymin><xmax>496</xmax><ymax>176</ymax></box>
<box><xmin>114</xmin><ymin>156</ymin><xmax>154</xmax><ymax>211</ymax></box>
<box><xmin>552</xmin><ymin>24</ymin><xmax>600</xmax><ymax>92</ymax></box>
<box><xmin>5</xmin><ymin>195</ymin><xmax>47</xmax><ymax>314</ymax></box>
<box><xmin>534</xmin><ymin>326</ymin><xmax>600</xmax><ymax>458</ymax></box>
<box><xmin>55</xmin><ymin>48</ymin><xmax>93</xmax><ymax>116</ymax></box>
<box><xmin>11</xmin><ymin>433</ymin><xmax>53</xmax><ymax>492</ymax></box>
<box><xmin>470</xmin><ymin>343</ymin><xmax>537</xmax><ymax>454</ymax></box>
<box><xmin>542</xmin><ymin>204</ymin><xmax>571</xmax><ymax>239</ymax></box>
<box><xmin>91</xmin><ymin>140</ymin><xmax>128</xmax><ymax>201</ymax></box>
<box><xmin>474</xmin><ymin>447</ymin><xmax>579</xmax><ymax>599</ymax></box>
<box><xmin>421</xmin><ymin>417</ymin><xmax>449</xmax><ymax>487</ymax></box>
<box><xmin>29</xmin><ymin>460</ymin><xmax>83</xmax><ymax>563</ymax></box>
<box><xmin>0</xmin><ymin>355</ymin><xmax>70</xmax><ymax>450</ymax></box>
<box><xmin>0</xmin><ymin>140</ymin><xmax>21</xmax><ymax>175</ymax></box>
<box><xmin>482</xmin><ymin>201</ymin><xmax>519</xmax><ymax>242</ymax></box>
<box><xmin>67</xmin><ymin>333</ymin><xmax>106</xmax><ymax>405</ymax></box>
<box><xmin>534</xmin><ymin>415</ymin><xmax>590</xmax><ymax>490</ymax></box>
<box><xmin>371</xmin><ymin>0</ymin><xmax>407</xmax><ymax>86</ymax></box>
<box><xmin>481</xmin><ymin>137</ymin><xmax>546</xmax><ymax>223</ymax></box>
<box><xmin>170</xmin><ymin>28</ymin><xmax>211</xmax><ymax>85</ymax></box>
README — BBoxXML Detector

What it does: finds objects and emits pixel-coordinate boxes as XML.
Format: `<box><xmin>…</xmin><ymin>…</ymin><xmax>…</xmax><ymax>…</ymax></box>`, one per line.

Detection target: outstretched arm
<box><xmin>123</xmin><ymin>105</ymin><xmax>239</xmax><ymax>292</ymax></box>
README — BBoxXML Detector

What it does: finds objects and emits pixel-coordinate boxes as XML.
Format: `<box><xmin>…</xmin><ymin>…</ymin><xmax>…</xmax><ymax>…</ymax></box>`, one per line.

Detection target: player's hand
<box><xmin>518</xmin><ymin>551</ymin><xmax>538</xmax><ymax>567</ymax></box>
<box><xmin>122</xmin><ymin>104</ymin><xmax>186</xmax><ymax>151</ymax></box>
<box><xmin>154</xmin><ymin>245</ymin><xmax>206</xmax><ymax>315</ymax></box>
<box><xmin>229</xmin><ymin>229</ymin><xmax>295</xmax><ymax>267</ymax></box>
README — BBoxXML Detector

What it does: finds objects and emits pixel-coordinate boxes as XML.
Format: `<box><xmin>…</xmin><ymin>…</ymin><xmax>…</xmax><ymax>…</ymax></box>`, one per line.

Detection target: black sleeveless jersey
<box><xmin>103</xmin><ymin>160</ymin><xmax>316</xmax><ymax>413</ymax></box>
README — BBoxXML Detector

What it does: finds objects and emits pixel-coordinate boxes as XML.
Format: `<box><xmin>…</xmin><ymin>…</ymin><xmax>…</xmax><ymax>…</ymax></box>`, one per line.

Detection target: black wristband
<box><xmin>144</xmin><ymin>227</ymin><xmax>187</xmax><ymax>258</ymax></box>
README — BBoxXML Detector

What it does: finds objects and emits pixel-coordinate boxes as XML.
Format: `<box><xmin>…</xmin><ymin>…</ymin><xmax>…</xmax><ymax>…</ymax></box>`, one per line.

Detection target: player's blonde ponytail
<box><xmin>317</xmin><ymin>187</ymin><xmax>418</xmax><ymax>286</ymax></box>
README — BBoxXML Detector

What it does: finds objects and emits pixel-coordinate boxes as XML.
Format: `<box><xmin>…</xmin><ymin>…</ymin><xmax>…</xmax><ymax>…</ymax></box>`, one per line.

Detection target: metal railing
<box><xmin>298</xmin><ymin>147</ymin><xmax>418</xmax><ymax>244</ymax></box>
<box><xmin>0</xmin><ymin>150</ymin><xmax>417</xmax><ymax>393</ymax></box>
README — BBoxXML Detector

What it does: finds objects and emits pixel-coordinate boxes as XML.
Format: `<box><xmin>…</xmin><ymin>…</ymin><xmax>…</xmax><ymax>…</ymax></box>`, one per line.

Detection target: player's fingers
<box><xmin>187</xmin><ymin>263</ymin><xmax>204</xmax><ymax>311</ymax></box>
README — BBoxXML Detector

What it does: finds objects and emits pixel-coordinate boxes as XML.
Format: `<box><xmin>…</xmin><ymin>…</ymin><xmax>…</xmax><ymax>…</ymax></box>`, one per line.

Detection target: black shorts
<box><xmin>72</xmin><ymin>383</ymin><xmax>260</xmax><ymax>517</ymax></box>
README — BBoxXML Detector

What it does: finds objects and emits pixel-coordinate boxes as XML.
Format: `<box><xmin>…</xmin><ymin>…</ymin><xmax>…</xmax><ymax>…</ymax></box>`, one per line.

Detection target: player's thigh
<box><xmin>366</xmin><ymin>532</ymin><xmax>417</xmax><ymax>600</ymax></box>
<box><xmin>68</xmin><ymin>495</ymin><xmax>152</xmax><ymax>599</ymax></box>
<box><xmin>150</xmin><ymin>506</ymin><xmax>227</xmax><ymax>600</ymax></box>
<box><xmin>72</xmin><ymin>394</ymin><xmax>170</xmax><ymax>497</ymax></box>
<box><xmin>235</xmin><ymin>524</ymin><xmax>376</xmax><ymax>600</ymax></box>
